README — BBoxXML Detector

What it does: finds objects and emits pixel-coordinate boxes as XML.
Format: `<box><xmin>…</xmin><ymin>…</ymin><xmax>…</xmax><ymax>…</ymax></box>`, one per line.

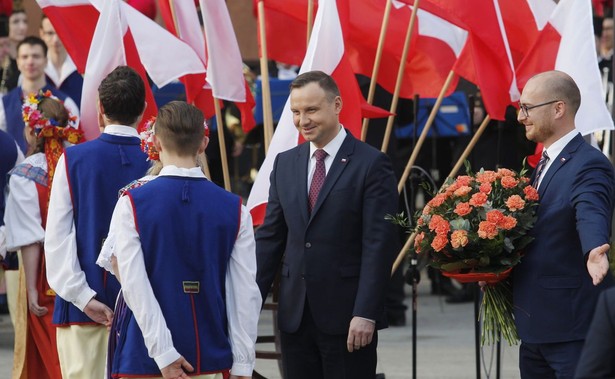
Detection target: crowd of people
<box><xmin>0</xmin><ymin>3</ymin><xmax>615</xmax><ymax>379</ymax></box>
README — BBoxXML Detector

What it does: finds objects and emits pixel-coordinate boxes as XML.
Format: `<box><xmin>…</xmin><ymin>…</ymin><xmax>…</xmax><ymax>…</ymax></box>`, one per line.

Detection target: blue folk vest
<box><xmin>111</xmin><ymin>176</ymin><xmax>240</xmax><ymax>376</ymax></box>
<box><xmin>48</xmin><ymin>70</ymin><xmax>83</xmax><ymax>109</ymax></box>
<box><xmin>0</xmin><ymin>130</ymin><xmax>17</xmax><ymax>225</ymax></box>
<box><xmin>52</xmin><ymin>133</ymin><xmax>149</xmax><ymax>326</ymax></box>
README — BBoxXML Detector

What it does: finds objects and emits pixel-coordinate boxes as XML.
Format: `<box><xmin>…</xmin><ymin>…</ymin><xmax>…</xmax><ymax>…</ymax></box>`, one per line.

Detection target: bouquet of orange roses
<box><xmin>410</xmin><ymin>164</ymin><xmax>539</xmax><ymax>345</ymax></box>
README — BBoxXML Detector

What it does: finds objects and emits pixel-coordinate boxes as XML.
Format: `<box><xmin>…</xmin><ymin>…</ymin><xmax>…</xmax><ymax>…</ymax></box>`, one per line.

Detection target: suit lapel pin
<box><xmin>560</xmin><ymin>157</ymin><xmax>566</xmax><ymax>162</ymax></box>
<box><xmin>341</xmin><ymin>158</ymin><xmax>348</xmax><ymax>163</ymax></box>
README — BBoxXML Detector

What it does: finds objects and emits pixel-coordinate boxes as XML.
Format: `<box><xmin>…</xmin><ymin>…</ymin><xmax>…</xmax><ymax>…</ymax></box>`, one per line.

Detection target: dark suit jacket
<box><xmin>575</xmin><ymin>287</ymin><xmax>615</xmax><ymax>379</ymax></box>
<box><xmin>256</xmin><ymin>132</ymin><xmax>399</xmax><ymax>335</ymax></box>
<box><xmin>513</xmin><ymin>133</ymin><xmax>615</xmax><ymax>344</ymax></box>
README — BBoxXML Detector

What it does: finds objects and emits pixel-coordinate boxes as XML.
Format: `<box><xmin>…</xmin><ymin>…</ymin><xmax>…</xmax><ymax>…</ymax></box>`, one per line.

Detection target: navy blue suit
<box><xmin>256</xmin><ymin>131</ymin><xmax>399</xmax><ymax>378</ymax></box>
<box><xmin>513</xmin><ymin>134</ymin><xmax>615</xmax><ymax>377</ymax></box>
<box><xmin>575</xmin><ymin>287</ymin><xmax>615</xmax><ymax>378</ymax></box>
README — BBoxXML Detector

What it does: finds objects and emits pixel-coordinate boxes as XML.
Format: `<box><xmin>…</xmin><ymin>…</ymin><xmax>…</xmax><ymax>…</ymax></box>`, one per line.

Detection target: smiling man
<box><xmin>0</xmin><ymin>36</ymin><xmax>78</xmax><ymax>153</ymax></box>
<box><xmin>514</xmin><ymin>70</ymin><xmax>615</xmax><ymax>378</ymax></box>
<box><xmin>256</xmin><ymin>70</ymin><xmax>399</xmax><ymax>379</ymax></box>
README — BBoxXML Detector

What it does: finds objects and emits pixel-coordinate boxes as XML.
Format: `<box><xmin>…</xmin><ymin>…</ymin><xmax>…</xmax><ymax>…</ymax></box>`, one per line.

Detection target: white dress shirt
<box><xmin>537</xmin><ymin>129</ymin><xmax>578</xmax><ymax>188</ymax></box>
<box><xmin>307</xmin><ymin>126</ymin><xmax>346</xmax><ymax>192</ymax></box>
<box><xmin>44</xmin><ymin>125</ymin><xmax>141</xmax><ymax>312</ymax></box>
<box><xmin>112</xmin><ymin>165</ymin><xmax>261</xmax><ymax>376</ymax></box>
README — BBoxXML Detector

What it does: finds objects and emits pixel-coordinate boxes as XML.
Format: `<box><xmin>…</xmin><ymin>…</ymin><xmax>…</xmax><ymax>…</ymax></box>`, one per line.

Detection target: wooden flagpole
<box><xmin>397</xmin><ymin>70</ymin><xmax>455</xmax><ymax>193</ymax></box>
<box><xmin>213</xmin><ymin>99</ymin><xmax>231</xmax><ymax>191</ymax></box>
<box><xmin>307</xmin><ymin>0</ymin><xmax>314</xmax><ymax>47</ymax></box>
<box><xmin>391</xmin><ymin>115</ymin><xmax>491</xmax><ymax>274</ymax></box>
<box><xmin>257</xmin><ymin>0</ymin><xmax>275</xmax><ymax>154</ymax></box>
<box><xmin>360</xmin><ymin>0</ymin><xmax>393</xmax><ymax>142</ymax></box>
<box><xmin>381</xmin><ymin>0</ymin><xmax>420</xmax><ymax>153</ymax></box>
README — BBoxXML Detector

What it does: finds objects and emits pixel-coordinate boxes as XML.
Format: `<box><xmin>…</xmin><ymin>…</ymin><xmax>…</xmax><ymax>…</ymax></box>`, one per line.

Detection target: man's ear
<box><xmin>135</xmin><ymin>101</ymin><xmax>147</xmax><ymax>126</ymax></box>
<box><xmin>198</xmin><ymin>136</ymin><xmax>209</xmax><ymax>155</ymax></box>
<box><xmin>153</xmin><ymin>134</ymin><xmax>163</xmax><ymax>153</ymax></box>
<box><xmin>97</xmin><ymin>99</ymin><xmax>105</xmax><ymax>131</ymax></box>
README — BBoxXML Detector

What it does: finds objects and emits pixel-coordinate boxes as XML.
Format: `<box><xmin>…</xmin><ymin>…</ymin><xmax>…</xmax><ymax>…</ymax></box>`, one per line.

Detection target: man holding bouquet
<box><xmin>514</xmin><ymin>70</ymin><xmax>615</xmax><ymax>378</ymax></box>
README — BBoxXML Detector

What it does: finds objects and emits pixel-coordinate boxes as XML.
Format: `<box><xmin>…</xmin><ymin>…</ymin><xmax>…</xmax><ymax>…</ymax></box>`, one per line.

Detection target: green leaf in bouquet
<box><xmin>450</xmin><ymin>218</ymin><xmax>470</xmax><ymax>231</ymax></box>
<box><xmin>503</xmin><ymin>237</ymin><xmax>515</xmax><ymax>252</ymax></box>
<box><xmin>386</xmin><ymin>212</ymin><xmax>410</xmax><ymax>229</ymax></box>
<box><xmin>479</xmin><ymin>256</ymin><xmax>490</xmax><ymax>267</ymax></box>
<box><xmin>441</xmin><ymin>260</ymin><xmax>477</xmax><ymax>271</ymax></box>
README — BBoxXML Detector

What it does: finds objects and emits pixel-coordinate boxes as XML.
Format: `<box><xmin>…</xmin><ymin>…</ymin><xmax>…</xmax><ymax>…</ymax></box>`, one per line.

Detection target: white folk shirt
<box><xmin>4</xmin><ymin>153</ymin><xmax>46</xmax><ymax>252</ymax></box>
<box><xmin>112</xmin><ymin>166</ymin><xmax>261</xmax><ymax>376</ymax></box>
<box><xmin>45</xmin><ymin>56</ymin><xmax>79</xmax><ymax>90</ymax></box>
<box><xmin>44</xmin><ymin>125</ymin><xmax>141</xmax><ymax>312</ymax></box>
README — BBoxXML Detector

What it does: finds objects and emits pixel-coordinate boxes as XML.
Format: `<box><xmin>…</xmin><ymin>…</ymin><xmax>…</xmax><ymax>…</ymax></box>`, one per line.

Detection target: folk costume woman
<box><xmin>4</xmin><ymin>91</ymin><xmax>83</xmax><ymax>378</ymax></box>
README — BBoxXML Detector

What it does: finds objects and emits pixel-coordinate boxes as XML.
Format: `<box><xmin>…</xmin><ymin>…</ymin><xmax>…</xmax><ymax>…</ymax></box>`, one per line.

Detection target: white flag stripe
<box><xmin>122</xmin><ymin>4</ymin><xmax>205</xmax><ymax>88</ymax></box>
<box><xmin>199</xmin><ymin>0</ymin><xmax>245</xmax><ymax>102</ymax></box>
<box><xmin>552</xmin><ymin>0</ymin><xmax>614</xmax><ymax>133</ymax></box>
<box><xmin>172</xmin><ymin>1</ymin><xmax>207</xmax><ymax>64</ymax></box>
<box><xmin>80</xmin><ymin>0</ymin><xmax>126</xmax><ymax>140</ymax></box>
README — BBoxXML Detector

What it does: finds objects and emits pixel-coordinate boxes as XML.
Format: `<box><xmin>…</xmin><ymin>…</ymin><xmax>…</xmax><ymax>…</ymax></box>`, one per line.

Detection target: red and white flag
<box><xmin>248</xmin><ymin>0</ymin><xmax>372</xmax><ymax>225</ymax></box>
<box><xmin>516</xmin><ymin>0</ymin><xmax>613</xmax><ymax>135</ymax></box>
<box><xmin>348</xmin><ymin>0</ymin><xmax>468</xmax><ymax>99</ymax></box>
<box><xmin>38</xmin><ymin>0</ymin><xmax>205</xmax><ymax>140</ymax></box>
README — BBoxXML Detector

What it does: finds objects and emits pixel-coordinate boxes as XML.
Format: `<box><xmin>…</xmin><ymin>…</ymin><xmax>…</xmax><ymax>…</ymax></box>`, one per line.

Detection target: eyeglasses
<box><xmin>518</xmin><ymin>100</ymin><xmax>562</xmax><ymax>118</ymax></box>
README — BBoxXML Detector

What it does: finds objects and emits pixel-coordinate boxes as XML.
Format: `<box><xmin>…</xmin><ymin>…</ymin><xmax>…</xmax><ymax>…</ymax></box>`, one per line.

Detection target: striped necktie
<box><xmin>532</xmin><ymin>151</ymin><xmax>550</xmax><ymax>188</ymax></box>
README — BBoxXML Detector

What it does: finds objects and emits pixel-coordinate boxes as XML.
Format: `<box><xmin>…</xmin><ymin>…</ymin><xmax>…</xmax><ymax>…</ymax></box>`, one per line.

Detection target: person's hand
<box><xmin>83</xmin><ymin>298</ymin><xmax>114</xmax><ymax>327</ymax></box>
<box><xmin>587</xmin><ymin>243</ymin><xmax>610</xmax><ymax>285</ymax></box>
<box><xmin>160</xmin><ymin>356</ymin><xmax>194</xmax><ymax>379</ymax></box>
<box><xmin>27</xmin><ymin>289</ymin><xmax>48</xmax><ymax>317</ymax></box>
<box><xmin>347</xmin><ymin>317</ymin><xmax>375</xmax><ymax>352</ymax></box>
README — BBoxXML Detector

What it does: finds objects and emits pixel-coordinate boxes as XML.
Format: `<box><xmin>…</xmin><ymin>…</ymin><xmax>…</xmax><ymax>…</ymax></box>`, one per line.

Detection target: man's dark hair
<box><xmin>17</xmin><ymin>36</ymin><xmax>47</xmax><ymax>57</ymax></box>
<box><xmin>98</xmin><ymin>66</ymin><xmax>145</xmax><ymax>125</ymax></box>
<box><xmin>290</xmin><ymin>70</ymin><xmax>340</xmax><ymax>101</ymax></box>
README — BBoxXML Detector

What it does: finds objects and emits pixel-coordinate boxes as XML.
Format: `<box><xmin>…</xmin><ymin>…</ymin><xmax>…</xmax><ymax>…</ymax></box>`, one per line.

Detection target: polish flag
<box><xmin>198</xmin><ymin>0</ymin><xmax>256</xmax><ymax>132</ymax></box>
<box><xmin>348</xmin><ymin>0</ymin><xmax>468</xmax><ymax>99</ymax></box>
<box><xmin>516</xmin><ymin>0</ymin><xmax>613</xmax><ymax>135</ymax></box>
<box><xmin>248</xmin><ymin>0</ymin><xmax>372</xmax><ymax>225</ymax></box>
<box><xmin>414</xmin><ymin>0</ymin><xmax>520</xmax><ymax>120</ymax></box>
<box><xmin>37</xmin><ymin>0</ymin><xmax>205</xmax><ymax>140</ymax></box>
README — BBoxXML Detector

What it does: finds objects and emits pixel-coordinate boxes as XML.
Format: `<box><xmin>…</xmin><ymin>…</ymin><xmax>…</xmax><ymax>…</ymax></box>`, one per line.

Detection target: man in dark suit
<box><xmin>575</xmin><ymin>287</ymin><xmax>615</xmax><ymax>378</ymax></box>
<box><xmin>256</xmin><ymin>71</ymin><xmax>399</xmax><ymax>379</ymax></box>
<box><xmin>514</xmin><ymin>70</ymin><xmax>615</xmax><ymax>378</ymax></box>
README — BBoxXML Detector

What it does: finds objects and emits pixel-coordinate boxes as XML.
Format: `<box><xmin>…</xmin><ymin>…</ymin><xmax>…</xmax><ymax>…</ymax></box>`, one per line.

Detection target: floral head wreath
<box><xmin>22</xmin><ymin>90</ymin><xmax>84</xmax><ymax>203</ymax></box>
<box><xmin>22</xmin><ymin>90</ymin><xmax>81</xmax><ymax>143</ymax></box>
<box><xmin>139</xmin><ymin>116</ymin><xmax>210</xmax><ymax>161</ymax></box>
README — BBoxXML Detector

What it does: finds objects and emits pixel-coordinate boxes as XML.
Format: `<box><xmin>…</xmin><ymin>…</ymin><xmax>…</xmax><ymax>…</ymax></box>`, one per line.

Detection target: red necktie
<box><xmin>532</xmin><ymin>151</ymin><xmax>550</xmax><ymax>188</ymax></box>
<box><xmin>308</xmin><ymin>149</ymin><xmax>327</xmax><ymax>213</ymax></box>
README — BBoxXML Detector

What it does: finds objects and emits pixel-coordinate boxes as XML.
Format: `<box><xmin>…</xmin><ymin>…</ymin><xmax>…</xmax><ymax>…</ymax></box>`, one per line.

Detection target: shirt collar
<box><xmin>103</xmin><ymin>124</ymin><xmax>140</xmax><ymax>138</ymax></box>
<box><xmin>45</xmin><ymin>56</ymin><xmax>78</xmax><ymax>87</ymax></box>
<box><xmin>159</xmin><ymin>165</ymin><xmax>206</xmax><ymax>178</ymax></box>
<box><xmin>309</xmin><ymin>126</ymin><xmax>346</xmax><ymax>159</ymax></box>
<box><xmin>544</xmin><ymin>129</ymin><xmax>578</xmax><ymax>161</ymax></box>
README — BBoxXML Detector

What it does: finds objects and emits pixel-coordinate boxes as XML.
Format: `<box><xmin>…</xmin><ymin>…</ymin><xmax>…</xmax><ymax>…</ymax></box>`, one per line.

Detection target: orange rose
<box><xmin>469</xmin><ymin>192</ymin><xmax>488</xmax><ymax>207</ymax></box>
<box><xmin>456</xmin><ymin>175</ymin><xmax>473</xmax><ymax>187</ymax></box>
<box><xmin>476</xmin><ymin>170</ymin><xmax>498</xmax><ymax>184</ymax></box>
<box><xmin>478</xmin><ymin>221</ymin><xmax>498</xmax><ymax>239</ymax></box>
<box><xmin>422</xmin><ymin>205</ymin><xmax>432</xmax><ymax>215</ymax></box>
<box><xmin>478</xmin><ymin>183</ymin><xmax>491</xmax><ymax>194</ymax></box>
<box><xmin>429</xmin><ymin>215</ymin><xmax>450</xmax><ymax>236</ymax></box>
<box><xmin>427</xmin><ymin>193</ymin><xmax>448</xmax><ymax>208</ymax></box>
<box><xmin>501</xmin><ymin>176</ymin><xmax>519</xmax><ymax>189</ymax></box>
<box><xmin>497</xmin><ymin>168</ymin><xmax>515</xmax><ymax>178</ymax></box>
<box><xmin>454</xmin><ymin>202</ymin><xmax>472</xmax><ymax>217</ymax></box>
<box><xmin>506</xmin><ymin>195</ymin><xmax>525</xmax><ymax>211</ymax></box>
<box><xmin>486</xmin><ymin>210</ymin><xmax>504</xmax><ymax>224</ymax></box>
<box><xmin>498</xmin><ymin>216</ymin><xmax>517</xmax><ymax>230</ymax></box>
<box><xmin>450</xmin><ymin>230</ymin><xmax>469</xmax><ymax>249</ymax></box>
<box><xmin>523</xmin><ymin>185</ymin><xmax>539</xmax><ymax>201</ymax></box>
<box><xmin>453</xmin><ymin>185</ymin><xmax>472</xmax><ymax>197</ymax></box>
<box><xmin>431</xmin><ymin>234</ymin><xmax>449</xmax><ymax>252</ymax></box>
<box><xmin>445</xmin><ymin>182</ymin><xmax>460</xmax><ymax>195</ymax></box>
